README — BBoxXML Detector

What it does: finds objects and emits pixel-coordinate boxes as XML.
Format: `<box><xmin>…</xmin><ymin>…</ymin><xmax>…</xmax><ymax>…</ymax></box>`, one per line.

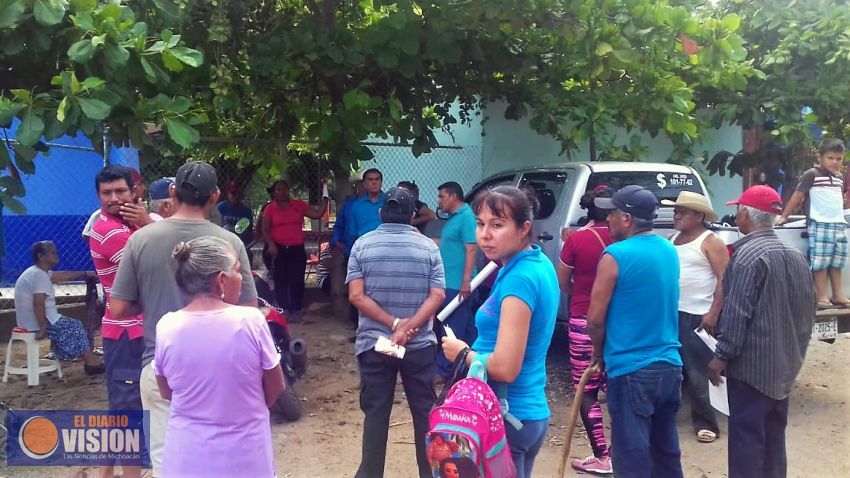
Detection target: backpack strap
<box><xmin>470</xmin><ymin>353</ymin><xmax>524</xmax><ymax>431</ymax></box>
<box><xmin>436</xmin><ymin>347</ymin><xmax>471</xmax><ymax>405</ymax></box>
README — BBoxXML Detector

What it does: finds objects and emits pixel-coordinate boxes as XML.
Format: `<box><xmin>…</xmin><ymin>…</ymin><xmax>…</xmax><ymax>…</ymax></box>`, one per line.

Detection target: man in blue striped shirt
<box><xmin>347</xmin><ymin>186</ymin><xmax>446</xmax><ymax>478</ymax></box>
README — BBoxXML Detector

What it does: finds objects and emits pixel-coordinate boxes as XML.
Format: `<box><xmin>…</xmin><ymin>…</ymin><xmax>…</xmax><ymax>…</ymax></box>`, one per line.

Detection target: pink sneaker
<box><xmin>571</xmin><ymin>455</ymin><xmax>613</xmax><ymax>475</ymax></box>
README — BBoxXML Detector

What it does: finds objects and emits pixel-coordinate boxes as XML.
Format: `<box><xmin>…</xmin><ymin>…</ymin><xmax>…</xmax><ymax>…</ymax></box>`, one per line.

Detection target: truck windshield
<box><xmin>586</xmin><ymin>171</ymin><xmax>703</xmax><ymax>202</ymax></box>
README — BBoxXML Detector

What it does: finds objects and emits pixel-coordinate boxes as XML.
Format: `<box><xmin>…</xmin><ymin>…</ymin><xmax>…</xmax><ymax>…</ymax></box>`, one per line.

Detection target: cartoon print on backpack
<box><xmin>426</xmin><ymin>433</ymin><xmax>479</xmax><ymax>476</ymax></box>
<box><xmin>437</xmin><ymin>455</ymin><xmax>481</xmax><ymax>478</ymax></box>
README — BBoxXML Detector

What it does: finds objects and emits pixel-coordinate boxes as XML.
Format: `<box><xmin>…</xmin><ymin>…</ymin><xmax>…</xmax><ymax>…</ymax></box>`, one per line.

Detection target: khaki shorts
<box><xmin>141</xmin><ymin>361</ymin><xmax>170</xmax><ymax>477</ymax></box>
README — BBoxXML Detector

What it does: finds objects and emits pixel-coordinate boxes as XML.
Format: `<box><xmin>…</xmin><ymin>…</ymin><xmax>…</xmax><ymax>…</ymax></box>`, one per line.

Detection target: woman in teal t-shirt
<box><xmin>442</xmin><ymin>186</ymin><xmax>559</xmax><ymax>478</ymax></box>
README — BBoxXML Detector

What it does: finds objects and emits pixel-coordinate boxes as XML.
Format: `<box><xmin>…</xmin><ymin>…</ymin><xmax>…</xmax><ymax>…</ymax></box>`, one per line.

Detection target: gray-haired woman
<box><xmin>154</xmin><ymin>236</ymin><xmax>284</xmax><ymax>477</ymax></box>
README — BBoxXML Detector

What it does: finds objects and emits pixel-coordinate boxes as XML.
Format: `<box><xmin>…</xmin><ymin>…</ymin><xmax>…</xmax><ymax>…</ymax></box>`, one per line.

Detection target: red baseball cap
<box><xmin>725</xmin><ymin>185</ymin><xmax>783</xmax><ymax>214</ymax></box>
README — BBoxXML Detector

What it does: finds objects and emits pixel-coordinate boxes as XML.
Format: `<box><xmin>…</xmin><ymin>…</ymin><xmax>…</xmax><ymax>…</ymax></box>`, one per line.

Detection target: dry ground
<box><xmin>1</xmin><ymin>300</ymin><xmax>849</xmax><ymax>477</ymax></box>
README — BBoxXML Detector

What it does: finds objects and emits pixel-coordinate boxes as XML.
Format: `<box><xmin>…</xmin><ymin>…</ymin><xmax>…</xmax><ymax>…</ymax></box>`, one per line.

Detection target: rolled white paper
<box><xmin>322</xmin><ymin>182</ymin><xmax>329</xmax><ymax>198</ymax></box>
<box><xmin>437</xmin><ymin>261</ymin><xmax>499</xmax><ymax>323</ymax></box>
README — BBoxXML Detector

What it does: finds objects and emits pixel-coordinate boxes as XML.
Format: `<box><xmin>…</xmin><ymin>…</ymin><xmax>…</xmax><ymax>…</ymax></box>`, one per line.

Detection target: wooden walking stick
<box><xmin>557</xmin><ymin>365</ymin><xmax>599</xmax><ymax>478</ymax></box>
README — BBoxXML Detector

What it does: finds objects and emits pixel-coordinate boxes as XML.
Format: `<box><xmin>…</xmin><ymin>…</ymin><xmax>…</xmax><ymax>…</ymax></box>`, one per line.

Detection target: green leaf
<box><xmin>0</xmin><ymin>100</ymin><xmax>25</xmax><ymax>127</ymax></box>
<box><xmin>10</xmin><ymin>89</ymin><xmax>31</xmax><ymax>102</ymax></box>
<box><xmin>161</xmin><ymin>49</ymin><xmax>184</xmax><ymax>72</ymax></box>
<box><xmin>0</xmin><ymin>194</ymin><xmax>27</xmax><ymax>215</ymax></box>
<box><xmin>68</xmin><ymin>39</ymin><xmax>95</xmax><ymax>63</ymax></box>
<box><xmin>165</xmin><ymin>118</ymin><xmax>200</xmax><ymax>149</ymax></box>
<box><xmin>16</xmin><ymin>110</ymin><xmax>45</xmax><ymax>147</ymax></box>
<box><xmin>376</xmin><ymin>50</ymin><xmax>398</xmax><ymax>69</ymax></box>
<box><xmin>57</xmin><ymin>96</ymin><xmax>70</xmax><ymax>122</ymax></box>
<box><xmin>104</xmin><ymin>43</ymin><xmax>130</xmax><ymax>68</ymax></box>
<box><xmin>131</xmin><ymin>22</ymin><xmax>148</xmax><ymax>37</ymax></box>
<box><xmin>169</xmin><ymin>47</ymin><xmax>203</xmax><ymax>67</ymax></box>
<box><xmin>721</xmin><ymin>14</ymin><xmax>741</xmax><ymax>32</ymax></box>
<box><xmin>80</xmin><ymin>77</ymin><xmax>106</xmax><ymax>91</ymax></box>
<box><xmin>612</xmin><ymin>49</ymin><xmax>639</xmax><ymax>63</ymax></box>
<box><xmin>595</xmin><ymin>42</ymin><xmax>613</xmax><ymax>57</ymax></box>
<box><xmin>151</xmin><ymin>0</ymin><xmax>179</xmax><ymax>23</ymax></box>
<box><xmin>12</xmin><ymin>143</ymin><xmax>36</xmax><ymax>164</ymax></box>
<box><xmin>34</xmin><ymin>0</ymin><xmax>67</xmax><ymax>26</ymax></box>
<box><xmin>71</xmin><ymin>0</ymin><xmax>96</xmax><ymax>11</ymax></box>
<box><xmin>42</xmin><ymin>111</ymin><xmax>66</xmax><ymax>141</ymax></box>
<box><xmin>0</xmin><ymin>141</ymin><xmax>8</xmax><ymax>168</ymax></box>
<box><xmin>139</xmin><ymin>56</ymin><xmax>157</xmax><ymax>83</ymax></box>
<box><xmin>77</xmin><ymin>97</ymin><xmax>111</xmax><ymax>120</ymax></box>
<box><xmin>0</xmin><ymin>0</ymin><xmax>26</xmax><ymax>29</ymax></box>
<box><xmin>166</xmin><ymin>96</ymin><xmax>192</xmax><ymax>114</ymax></box>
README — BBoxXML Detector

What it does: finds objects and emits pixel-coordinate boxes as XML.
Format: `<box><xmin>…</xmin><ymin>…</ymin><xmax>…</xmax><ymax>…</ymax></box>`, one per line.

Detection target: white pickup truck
<box><xmin>463</xmin><ymin>161</ymin><xmax>850</xmax><ymax>341</ymax></box>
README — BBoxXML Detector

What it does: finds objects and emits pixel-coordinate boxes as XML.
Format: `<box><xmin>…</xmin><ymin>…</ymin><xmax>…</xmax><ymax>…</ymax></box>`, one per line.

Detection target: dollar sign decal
<box><xmin>656</xmin><ymin>173</ymin><xmax>667</xmax><ymax>189</ymax></box>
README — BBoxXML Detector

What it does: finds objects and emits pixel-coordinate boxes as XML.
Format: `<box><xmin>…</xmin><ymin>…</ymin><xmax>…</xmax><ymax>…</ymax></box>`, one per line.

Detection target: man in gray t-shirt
<box><xmin>346</xmin><ymin>187</ymin><xmax>445</xmax><ymax>478</ymax></box>
<box><xmin>109</xmin><ymin>162</ymin><xmax>257</xmax><ymax>477</ymax></box>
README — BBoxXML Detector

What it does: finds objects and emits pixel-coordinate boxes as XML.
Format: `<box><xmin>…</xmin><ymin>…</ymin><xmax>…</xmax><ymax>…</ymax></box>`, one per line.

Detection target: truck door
<box><xmin>517</xmin><ymin>171</ymin><xmax>571</xmax><ymax>263</ymax></box>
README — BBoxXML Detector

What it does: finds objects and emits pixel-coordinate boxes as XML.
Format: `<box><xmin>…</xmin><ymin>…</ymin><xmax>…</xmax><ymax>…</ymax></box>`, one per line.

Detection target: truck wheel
<box><xmin>276</xmin><ymin>375</ymin><xmax>302</xmax><ymax>422</ymax></box>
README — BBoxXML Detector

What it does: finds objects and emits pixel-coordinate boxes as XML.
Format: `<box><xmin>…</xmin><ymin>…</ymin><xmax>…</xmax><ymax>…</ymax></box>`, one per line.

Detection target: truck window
<box><xmin>518</xmin><ymin>171</ymin><xmax>568</xmax><ymax>219</ymax></box>
<box><xmin>465</xmin><ymin>174</ymin><xmax>517</xmax><ymax>203</ymax></box>
<box><xmin>586</xmin><ymin>171</ymin><xmax>702</xmax><ymax>202</ymax></box>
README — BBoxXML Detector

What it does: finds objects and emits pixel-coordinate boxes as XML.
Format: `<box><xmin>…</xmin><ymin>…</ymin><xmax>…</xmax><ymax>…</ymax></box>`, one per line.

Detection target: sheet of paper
<box><xmin>694</xmin><ymin>328</ymin><xmax>729</xmax><ymax>415</ymax></box>
<box><xmin>375</xmin><ymin>336</ymin><xmax>405</xmax><ymax>359</ymax></box>
<box><xmin>708</xmin><ymin>377</ymin><xmax>730</xmax><ymax>416</ymax></box>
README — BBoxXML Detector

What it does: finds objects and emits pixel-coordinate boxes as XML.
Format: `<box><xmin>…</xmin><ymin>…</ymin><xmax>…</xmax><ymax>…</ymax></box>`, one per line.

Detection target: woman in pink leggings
<box><xmin>556</xmin><ymin>187</ymin><xmax>614</xmax><ymax>475</ymax></box>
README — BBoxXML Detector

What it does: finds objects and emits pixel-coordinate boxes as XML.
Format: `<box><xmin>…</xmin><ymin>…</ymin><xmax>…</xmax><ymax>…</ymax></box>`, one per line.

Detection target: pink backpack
<box><xmin>426</xmin><ymin>353</ymin><xmax>516</xmax><ymax>478</ymax></box>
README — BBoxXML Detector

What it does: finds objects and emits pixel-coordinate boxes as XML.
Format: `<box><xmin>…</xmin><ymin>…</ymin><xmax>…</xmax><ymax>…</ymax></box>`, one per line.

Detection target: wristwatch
<box><xmin>391</xmin><ymin>317</ymin><xmax>401</xmax><ymax>331</ymax></box>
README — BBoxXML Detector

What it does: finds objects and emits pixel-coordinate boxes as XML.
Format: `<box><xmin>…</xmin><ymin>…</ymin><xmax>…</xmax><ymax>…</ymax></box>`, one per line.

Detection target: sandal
<box><xmin>697</xmin><ymin>429</ymin><xmax>717</xmax><ymax>443</ymax></box>
<box><xmin>830</xmin><ymin>299</ymin><xmax>850</xmax><ymax>309</ymax></box>
<box><xmin>817</xmin><ymin>300</ymin><xmax>834</xmax><ymax>310</ymax></box>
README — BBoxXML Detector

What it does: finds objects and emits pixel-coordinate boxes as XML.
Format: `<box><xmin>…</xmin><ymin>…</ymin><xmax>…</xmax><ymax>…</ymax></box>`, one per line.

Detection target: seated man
<box><xmin>13</xmin><ymin>241</ymin><xmax>105</xmax><ymax>375</ymax></box>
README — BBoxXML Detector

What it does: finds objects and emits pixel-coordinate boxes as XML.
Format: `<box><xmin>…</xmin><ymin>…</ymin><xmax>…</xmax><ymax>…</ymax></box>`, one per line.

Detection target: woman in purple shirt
<box><xmin>155</xmin><ymin>236</ymin><xmax>285</xmax><ymax>477</ymax></box>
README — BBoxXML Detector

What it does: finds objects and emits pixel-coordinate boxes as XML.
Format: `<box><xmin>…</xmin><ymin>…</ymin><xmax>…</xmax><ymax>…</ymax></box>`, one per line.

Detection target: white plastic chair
<box><xmin>3</xmin><ymin>327</ymin><xmax>63</xmax><ymax>386</ymax></box>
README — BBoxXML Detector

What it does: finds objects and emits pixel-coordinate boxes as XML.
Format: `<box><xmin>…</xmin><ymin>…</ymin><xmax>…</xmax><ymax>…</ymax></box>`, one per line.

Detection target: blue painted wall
<box><xmin>1</xmin><ymin>122</ymin><xmax>139</xmax><ymax>284</ymax></box>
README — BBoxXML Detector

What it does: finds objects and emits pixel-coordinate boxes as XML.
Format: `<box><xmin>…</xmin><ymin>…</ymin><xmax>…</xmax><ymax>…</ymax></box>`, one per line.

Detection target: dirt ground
<box><xmin>1</xmin><ymin>299</ymin><xmax>849</xmax><ymax>478</ymax></box>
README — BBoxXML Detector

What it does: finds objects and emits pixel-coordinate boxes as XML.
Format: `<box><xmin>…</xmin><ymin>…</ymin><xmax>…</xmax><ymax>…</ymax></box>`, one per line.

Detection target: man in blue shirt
<box><xmin>434</xmin><ymin>181</ymin><xmax>478</xmax><ymax>380</ymax></box>
<box><xmin>588</xmin><ymin>185</ymin><xmax>684</xmax><ymax>478</ymax></box>
<box><xmin>217</xmin><ymin>182</ymin><xmax>253</xmax><ymax>245</ymax></box>
<box><xmin>345</xmin><ymin>169</ymin><xmax>384</xmax><ymax>326</ymax></box>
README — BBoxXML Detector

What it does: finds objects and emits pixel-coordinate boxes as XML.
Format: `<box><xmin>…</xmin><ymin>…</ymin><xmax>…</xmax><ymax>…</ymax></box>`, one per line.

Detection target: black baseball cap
<box><xmin>175</xmin><ymin>162</ymin><xmax>218</xmax><ymax>199</ymax></box>
<box><xmin>594</xmin><ymin>184</ymin><xmax>658</xmax><ymax>221</ymax></box>
<box><xmin>381</xmin><ymin>187</ymin><xmax>415</xmax><ymax>222</ymax></box>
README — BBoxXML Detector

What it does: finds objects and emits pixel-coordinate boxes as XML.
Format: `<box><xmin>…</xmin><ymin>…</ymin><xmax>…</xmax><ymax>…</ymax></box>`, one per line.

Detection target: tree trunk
<box><xmin>329</xmin><ymin>161</ymin><xmax>353</xmax><ymax>316</ymax></box>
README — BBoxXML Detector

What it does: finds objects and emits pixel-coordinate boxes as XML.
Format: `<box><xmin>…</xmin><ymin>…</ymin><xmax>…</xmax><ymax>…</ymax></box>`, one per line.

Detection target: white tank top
<box><xmin>670</xmin><ymin>229</ymin><xmax>716</xmax><ymax>315</ymax></box>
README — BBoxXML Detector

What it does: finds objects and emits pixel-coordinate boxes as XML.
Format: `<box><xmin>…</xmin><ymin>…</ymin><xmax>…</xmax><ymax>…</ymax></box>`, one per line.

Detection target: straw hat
<box><xmin>660</xmin><ymin>191</ymin><xmax>719</xmax><ymax>222</ymax></box>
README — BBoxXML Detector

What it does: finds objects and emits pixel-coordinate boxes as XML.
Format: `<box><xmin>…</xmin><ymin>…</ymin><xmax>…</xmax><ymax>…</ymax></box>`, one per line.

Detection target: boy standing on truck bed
<box><xmin>778</xmin><ymin>138</ymin><xmax>849</xmax><ymax>309</ymax></box>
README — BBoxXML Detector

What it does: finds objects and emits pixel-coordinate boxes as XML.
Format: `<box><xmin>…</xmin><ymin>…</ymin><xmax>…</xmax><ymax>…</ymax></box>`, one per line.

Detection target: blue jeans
<box><xmin>505</xmin><ymin>417</ymin><xmax>550</xmax><ymax>478</ymax></box>
<box><xmin>727</xmin><ymin>377</ymin><xmax>788</xmax><ymax>478</ymax></box>
<box><xmin>435</xmin><ymin>289</ymin><xmax>478</xmax><ymax>378</ymax></box>
<box><xmin>607</xmin><ymin>362</ymin><xmax>684</xmax><ymax>478</ymax></box>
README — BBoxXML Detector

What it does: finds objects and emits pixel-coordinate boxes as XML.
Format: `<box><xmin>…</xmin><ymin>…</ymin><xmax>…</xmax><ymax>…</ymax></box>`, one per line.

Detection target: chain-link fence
<box><xmin>1</xmin><ymin>130</ymin><xmax>110</xmax><ymax>303</ymax></box>
<box><xmin>1</xmin><ymin>133</ymin><xmax>482</xmax><ymax>306</ymax></box>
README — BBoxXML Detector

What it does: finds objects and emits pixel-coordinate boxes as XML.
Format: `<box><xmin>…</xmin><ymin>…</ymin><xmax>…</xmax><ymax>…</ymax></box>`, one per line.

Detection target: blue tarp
<box><xmin>1</xmin><ymin>121</ymin><xmax>139</xmax><ymax>284</ymax></box>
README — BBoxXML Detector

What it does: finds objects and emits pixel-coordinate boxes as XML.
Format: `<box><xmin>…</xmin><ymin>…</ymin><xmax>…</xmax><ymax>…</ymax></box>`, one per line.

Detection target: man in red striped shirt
<box><xmin>89</xmin><ymin>165</ymin><xmax>149</xmax><ymax>478</ymax></box>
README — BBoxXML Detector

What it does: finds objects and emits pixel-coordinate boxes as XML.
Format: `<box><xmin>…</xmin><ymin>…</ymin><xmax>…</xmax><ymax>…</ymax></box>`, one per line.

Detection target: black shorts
<box><xmin>103</xmin><ymin>332</ymin><xmax>145</xmax><ymax>411</ymax></box>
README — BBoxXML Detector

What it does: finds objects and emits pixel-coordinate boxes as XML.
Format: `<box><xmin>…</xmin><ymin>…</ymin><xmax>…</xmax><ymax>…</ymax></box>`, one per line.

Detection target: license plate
<box><xmin>812</xmin><ymin>319</ymin><xmax>838</xmax><ymax>341</ymax></box>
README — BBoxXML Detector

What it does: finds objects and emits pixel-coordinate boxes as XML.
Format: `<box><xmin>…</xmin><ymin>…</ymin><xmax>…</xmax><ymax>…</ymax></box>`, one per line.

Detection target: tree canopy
<box><xmin>4</xmin><ymin>0</ymin><xmax>838</xmax><ymax>209</ymax></box>
<box><xmin>707</xmin><ymin>0</ymin><xmax>850</xmax><ymax>177</ymax></box>
<box><xmin>0</xmin><ymin>0</ymin><xmax>206</xmax><ymax>212</ymax></box>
